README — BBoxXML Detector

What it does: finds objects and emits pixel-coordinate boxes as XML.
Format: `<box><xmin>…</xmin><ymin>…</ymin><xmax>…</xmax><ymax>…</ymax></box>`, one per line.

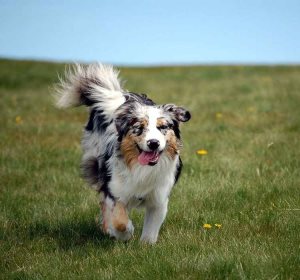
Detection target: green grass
<box><xmin>0</xmin><ymin>58</ymin><xmax>299</xmax><ymax>279</ymax></box>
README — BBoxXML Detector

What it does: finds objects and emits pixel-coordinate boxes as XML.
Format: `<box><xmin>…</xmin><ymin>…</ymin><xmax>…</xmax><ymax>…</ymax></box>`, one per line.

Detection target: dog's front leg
<box><xmin>140</xmin><ymin>199</ymin><xmax>169</xmax><ymax>244</ymax></box>
<box><xmin>100</xmin><ymin>195</ymin><xmax>134</xmax><ymax>241</ymax></box>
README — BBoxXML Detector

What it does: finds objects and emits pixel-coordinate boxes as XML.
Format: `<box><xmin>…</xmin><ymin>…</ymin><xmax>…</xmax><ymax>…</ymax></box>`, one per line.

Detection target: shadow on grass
<box><xmin>28</xmin><ymin>217</ymin><xmax>116</xmax><ymax>251</ymax></box>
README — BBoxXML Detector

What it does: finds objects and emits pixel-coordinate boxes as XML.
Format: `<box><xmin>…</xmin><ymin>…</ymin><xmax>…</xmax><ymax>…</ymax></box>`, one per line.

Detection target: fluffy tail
<box><xmin>55</xmin><ymin>63</ymin><xmax>126</xmax><ymax>116</ymax></box>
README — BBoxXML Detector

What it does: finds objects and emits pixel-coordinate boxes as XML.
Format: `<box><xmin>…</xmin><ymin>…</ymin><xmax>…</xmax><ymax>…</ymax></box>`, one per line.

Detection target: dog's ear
<box><xmin>161</xmin><ymin>104</ymin><xmax>191</xmax><ymax>123</ymax></box>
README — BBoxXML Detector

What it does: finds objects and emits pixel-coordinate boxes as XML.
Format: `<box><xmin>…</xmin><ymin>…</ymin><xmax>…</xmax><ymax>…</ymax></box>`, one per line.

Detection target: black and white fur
<box><xmin>55</xmin><ymin>63</ymin><xmax>190</xmax><ymax>243</ymax></box>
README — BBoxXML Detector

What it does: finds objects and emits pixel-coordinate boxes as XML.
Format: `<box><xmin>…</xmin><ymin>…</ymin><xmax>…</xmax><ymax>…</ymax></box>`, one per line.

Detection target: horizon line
<box><xmin>1</xmin><ymin>55</ymin><xmax>300</xmax><ymax>67</ymax></box>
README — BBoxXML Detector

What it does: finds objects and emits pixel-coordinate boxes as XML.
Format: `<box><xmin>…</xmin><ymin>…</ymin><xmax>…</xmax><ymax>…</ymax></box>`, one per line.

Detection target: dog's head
<box><xmin>115</xmin><ymin>100</ymin><xmax>190</xmax><ymax>168</ymax></box>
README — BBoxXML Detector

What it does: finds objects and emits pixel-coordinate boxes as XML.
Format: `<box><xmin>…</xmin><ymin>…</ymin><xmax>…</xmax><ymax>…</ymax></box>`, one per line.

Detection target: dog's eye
<box><xmin>158</xmin><ymin>125</ymin><xmax>168</xmax><ymax>130</ymax></box>
<box><xmin>132</xmin><ymin>125</ymin><xmax>144</xmax><ymax>135</ymax></box>
<box><xmin>133</xmin><ymin>124</ymin><xmax>143</xmax><ymax>130</ymax></box>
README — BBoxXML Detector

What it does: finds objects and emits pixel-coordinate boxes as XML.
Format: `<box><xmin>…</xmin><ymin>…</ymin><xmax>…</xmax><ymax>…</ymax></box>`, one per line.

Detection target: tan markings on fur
<box><xmin>121</xmin><ymin>134</ymin><xmax>142</xmax><ymax>169</ymax></box>
<box><xmin>120</xmin><ymin>118</ymin><xmax>148</xmax><ymax>169</ymax></box>
<box><xmin>157</xmin><ymin>118</ymin><xmax>181</xmax><ymax>159</ymax></box>
<box><xmin>100</xmin><ymin>198</ymin><xmax>129</xmax><ymax>233</ymax></box>
<box><xmin>166</xmin><ymin>130</ymin><xmax>182</xmax><ymax>159</ymax></box>
<box><xmin>140</xmin><ymin>118</ymin><xmax>148</xmax><ymax>128</ymax></box>
<box><xmin>111</xmin><ymin>201</ymin><xmax>129</xmax><ymax>232</ymax></box>
<box><xmin>156</xmin><ymin>118</ymin><xmax>167</xmax><ymax>127</ymax></box>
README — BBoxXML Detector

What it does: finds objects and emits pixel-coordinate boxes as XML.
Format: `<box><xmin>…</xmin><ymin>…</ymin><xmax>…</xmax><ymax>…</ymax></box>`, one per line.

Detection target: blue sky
<box><xmin>1</xmin><ymin>0</ymin><xmax>299</xmax><ymax>65</ymax></box>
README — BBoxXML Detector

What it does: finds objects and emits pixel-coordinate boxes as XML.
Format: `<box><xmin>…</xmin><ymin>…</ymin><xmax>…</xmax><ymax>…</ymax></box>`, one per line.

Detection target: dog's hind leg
<box><xmin>100</xmin><ymin>193</ymin><xmax>134</xmax><ymax>241</ymax></box>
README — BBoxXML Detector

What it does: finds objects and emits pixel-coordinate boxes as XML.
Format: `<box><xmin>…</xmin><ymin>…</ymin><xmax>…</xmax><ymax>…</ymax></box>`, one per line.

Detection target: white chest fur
<box><xmin>109</xmin><ymin>154</ymin><xmax>178</xmax><ymax>205</ymax></box>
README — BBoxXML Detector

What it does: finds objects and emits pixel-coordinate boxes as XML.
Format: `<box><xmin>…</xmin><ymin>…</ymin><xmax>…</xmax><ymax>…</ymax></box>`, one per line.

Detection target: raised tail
<box><xmin>55</xmin><ymin>63</ymin><xmax>126</xmax><ymax>117</ymax></box>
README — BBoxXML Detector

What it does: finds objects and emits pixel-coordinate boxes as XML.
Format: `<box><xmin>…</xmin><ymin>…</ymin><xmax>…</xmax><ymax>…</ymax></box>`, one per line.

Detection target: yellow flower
<box><xmin>197</xmin><ymin>149</ymin><xmax>208</xmax><ymax>155</ymax></box>
<box><xmin>214</xmin><ymin>223</ymin><xmax>222</xmax><ymax>229</ymax></box>
<box><xmin>15</xmin><ymin>116</ymin><xmax>23</xmax><ymax>124</ymax></box>
<box><xmin>215</xmin><ymin>112</ymin><xmax>223</xmax><ymax>119</ymax></box>
<box><xmin>203</xmin><ymin>223</ymin><xmax>212</xmax><ymax>229</ymax></box>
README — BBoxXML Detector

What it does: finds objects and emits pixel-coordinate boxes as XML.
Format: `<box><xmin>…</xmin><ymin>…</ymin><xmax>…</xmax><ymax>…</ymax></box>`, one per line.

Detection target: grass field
<box><xmin>0</xmin><ymin>58</ymin><xmax>299</xmax><ymax>279</ymax></box>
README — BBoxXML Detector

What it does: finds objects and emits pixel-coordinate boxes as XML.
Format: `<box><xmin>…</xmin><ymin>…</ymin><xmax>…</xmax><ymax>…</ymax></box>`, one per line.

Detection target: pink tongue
<box><xmin>138</xmin><ymin>151</ymin><xmax>159</xmax><ymax>165</ymax></box>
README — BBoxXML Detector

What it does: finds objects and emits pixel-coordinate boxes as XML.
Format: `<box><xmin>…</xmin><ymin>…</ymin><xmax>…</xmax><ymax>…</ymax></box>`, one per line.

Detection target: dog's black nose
<box><xmin>147</xmin><ymin>139</ymin><xmax>160</xmax><ymax>150</ymax></box>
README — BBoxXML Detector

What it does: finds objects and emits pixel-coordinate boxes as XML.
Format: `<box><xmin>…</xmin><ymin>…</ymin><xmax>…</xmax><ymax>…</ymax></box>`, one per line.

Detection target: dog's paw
<box><xmin>140</xmin><ymin>233</ymin><xmax>158</xmax><ymax>244</ymax></box>
<box><xmin>108</xmin><ymin>220</ymin><xmax>134</xmax><ymax>241</ymax></box>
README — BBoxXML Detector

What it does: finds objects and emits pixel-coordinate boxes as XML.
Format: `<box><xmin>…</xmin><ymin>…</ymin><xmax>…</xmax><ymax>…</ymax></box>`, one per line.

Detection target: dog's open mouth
<box><xmin>138</xmin><ymin>150</ymin><xmax>160</xmax><ymax>166</ymax></box>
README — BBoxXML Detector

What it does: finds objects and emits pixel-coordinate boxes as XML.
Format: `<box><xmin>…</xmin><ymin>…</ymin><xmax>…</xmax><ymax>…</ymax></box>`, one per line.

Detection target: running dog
<box><xmin>55</xmin><ymin>63</ymin><xmax>190</xmax><ymax>243</ymax></box>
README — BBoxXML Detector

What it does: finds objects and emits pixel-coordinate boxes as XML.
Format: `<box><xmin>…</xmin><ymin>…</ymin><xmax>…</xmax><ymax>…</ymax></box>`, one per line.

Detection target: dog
<box><xmin>55</xmin><ymin>63</ymin><xmax>190</xmax><ymax>243</ymax></box>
